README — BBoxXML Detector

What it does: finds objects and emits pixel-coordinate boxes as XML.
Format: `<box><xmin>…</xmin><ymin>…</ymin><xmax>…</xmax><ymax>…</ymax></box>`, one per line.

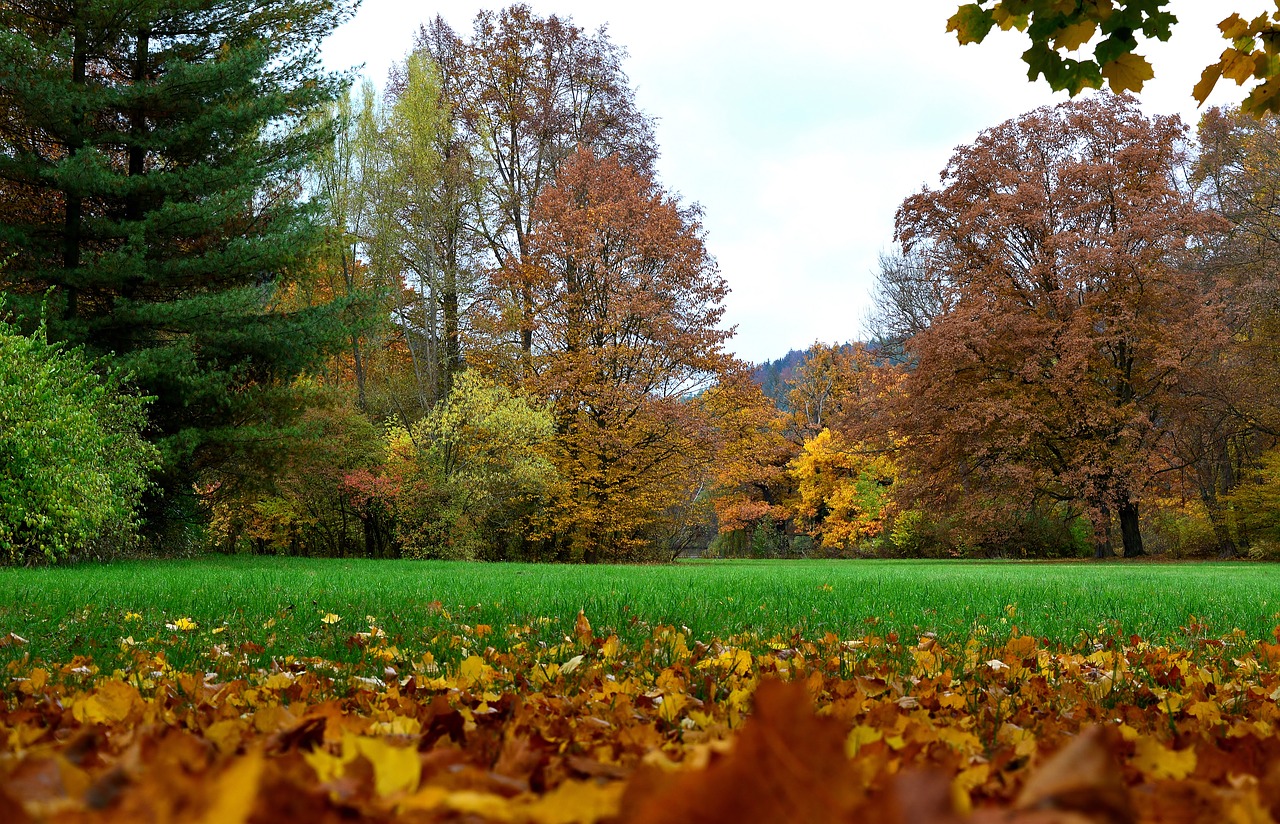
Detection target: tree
<box><xmin>499</xmin><ymin>147</ymin><xmax>735</xmax><ymax>561</ymax></box>
<box><xmin>788</xmin><ymin>428</ymin><xmax>898</xmax><ymax>553</ymax></box>
<box><xmin>865</xmin><ymin>249</ymin><xmax>946</xmax><ymax>361</ymax></box>
<box><xmin>383</xmin><ymin>371</ymin><xmax>556</xmax><ymax>560</ymax></box>
<box><xmin>0</xmin><ymin>0</ymin><xmax>359</xmax><ymax>518</ymax></box>
<box><xmin>947</xmin><ymin>2</ymin><xmax>1280</xmax><ymax>114</ymax></box>
<box><xmin>892</xmin><ymin>94</ymin><xmax>1226</xmax><ymax>558</ymax></box>
<box><xmin>414</xmin><ymin>6</ymin><xmax>656</xmax><ymax>369</ymax></box>
<box><xmin>1174</xmin><ymin>104</ymin><xmax>1280</xmax><ymax>553</ymax></box>
<box><xmin>701</xmin><ymin>373</ymin><xmax>796</xmax><ymax>539</ymax></box>
<box><xmin>203</xmin><ymin>386</ymin><xmax>387</xmax><ymax>558</ymax></box>
<box><xmin>0</xmin><ymin>317</ymin><xmax>158</xmax><ymax>563</ymax></box>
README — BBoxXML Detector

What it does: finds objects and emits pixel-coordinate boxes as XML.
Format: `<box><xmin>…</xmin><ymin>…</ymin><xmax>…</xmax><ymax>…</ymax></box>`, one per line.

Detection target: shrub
<box><xmin>0</xmin><ymin>320</ymin><xmax>158</xmax><ymax>563</ymax></box>
<box><xmin>387</xmin><ymin>373</ymin><xmax>557</xmax><ymax>560</ymax></box>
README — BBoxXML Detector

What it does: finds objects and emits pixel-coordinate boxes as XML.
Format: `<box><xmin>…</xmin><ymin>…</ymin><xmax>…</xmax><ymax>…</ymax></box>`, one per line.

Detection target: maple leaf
<box><xmin>1053</xmin><ymin>20</ymin><xmax>1097</xmax><ymax>52</ymax></box>
<box><xmin>72</xmin><ymin>679</ymin><xmax>142</xmax><ymax>725</ymax></box>
<box><xmin>618</xmin><ymin>679</ymin><xmax>864</xmax><ymax>822</ymax></box>
<box><xmin>1131</xmin><ymin>735</ymin><xmax>1197</xmax><ymax>780</ymax></box>
<box><xmin>948</xmin><ymin>4</ymin><xmax>996</xmax><ymax>44</ymax></box>
<box><xmin>1102</xmin><ymin>52</ymin><xmax>1155</xmax><ymax>93</ymax></box>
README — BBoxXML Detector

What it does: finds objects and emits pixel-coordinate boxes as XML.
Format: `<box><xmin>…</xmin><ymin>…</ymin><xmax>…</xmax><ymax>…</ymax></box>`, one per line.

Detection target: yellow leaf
<box><xmin>574</xmin><ymin>610</ymin><xmax>592</xmax><ymax>645</ymax></box>
<box><xmin>353</xmin><ymin>737</ymin><xmax>421</xmax><ymax>797</ymax></box>
<box><xmin>1053</xmin><ymin>21</ymin><xmax>1097</xmax><ymax>52</ymax></box>
<box><xmin>561</xmin><ymin>654</ymin><xmax>585</xmax><ymax>675</ymax></box>
<box><xmin>1223</xmin><ymin>48</ymin><xmax>1260</xmax><ymax>84</ymax></box>
<box><xmin>520</xmin><ymin>779</ymin><xmax>624</xmax><ymax>824</ymax></box>
<box><xmin>441</xmin><ymin>790</ymin><xmax>513</xmax><ymax>819</ymax></box>
<box><xmin>601</xmin><ymin>634</ymin><xmax>621</xmax><ymax>660</ymax></box>
<box><xmin>19</xmin><ymin>668</ymin><xmax>48</xmax><ymax>694</ymax></box>
<box><xmin>199</xmin><ymin>751</ymin><xmax>264</xmax><ymax>824</ymax></box>
<box><xmin>205</xmin><ymin>719</ymin><xmax>245</xmax><ymax>755</ymax></box>
<box><xmin>1132</xmin><ymin>736</ymin><xmax>1196</xmax><ymax>780</ymax></box>
<box><xmin>845</xmin><ymin>724</ymin><xmax>882</xmax><ymax>757</ymax></box>
<box><xmin>303</xmin><ymin>747</ymin><xmax>345</xmax><ymax>784</ymax></box>
<box><xmin>455</xmin><ymin>655</ymin><xmax>489</xmax><ymax>690</ymax></box>
<box><xmin>167</xmin><ymin>617</ymin><xmax>198</xmax><ymax>632</ymax></box>
<box><xmin>658</xmin><ymin>691</ymin><xmax>689</xmax><ymax>724</ymax></box>
<box><xmin>1102</xmin><ymin>52</ymin><xmax>1155</xmax><ymax>93</ymax></box>
<box><xmin>74</xmin><ymin>679</ymin><xmax>141</xmax><ymax>725</ymax></box>
<box><xmin>262</xmin><ymin>672</ymin><xmax>294</xmax><ymax>690</ymax></box>
<box><xmin>1186</xmin><ymin>700</ymin><xmax>1222</xmax><ymax>726</ymax></box>
<box><xmin>951</xmin><ymin>763</ymin><xmax>990</xmax><ymax>816</ymax></box>
<box><xmin>321</xmin><ymin>613</ymin><xmax>341</xmax><ymax>625</ymax></box>
<box><xmin>1220</xmin><ymin>13</ymin><xmax>1250</xmax><ymax>40</ymax></box>
<box><xmin>1194</xmin><ymin>63</ymin><xmax>1223</xmax><ymax>104</ymax></box>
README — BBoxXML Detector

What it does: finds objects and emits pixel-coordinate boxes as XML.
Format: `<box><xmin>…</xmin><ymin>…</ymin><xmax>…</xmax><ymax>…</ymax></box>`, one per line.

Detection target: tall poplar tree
<box><xmin>0</xmin><ymin>0</ymin><xmax>360</xmax><ymax>517</ymax></box>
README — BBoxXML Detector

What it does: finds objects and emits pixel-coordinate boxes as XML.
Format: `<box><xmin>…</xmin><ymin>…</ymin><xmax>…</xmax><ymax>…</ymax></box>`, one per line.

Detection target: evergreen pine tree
<box><xmin>0</xmin><ymin>0</ymin><xmax>361</xmax><ymax>521</ymax></box>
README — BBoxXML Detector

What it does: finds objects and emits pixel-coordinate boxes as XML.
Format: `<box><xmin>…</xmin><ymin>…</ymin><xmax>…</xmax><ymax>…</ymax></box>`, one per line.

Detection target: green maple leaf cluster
<box><xmin>948</xmin><ymin>1</ymin><xmax>1173</xmax><ymax>95</ymax></box>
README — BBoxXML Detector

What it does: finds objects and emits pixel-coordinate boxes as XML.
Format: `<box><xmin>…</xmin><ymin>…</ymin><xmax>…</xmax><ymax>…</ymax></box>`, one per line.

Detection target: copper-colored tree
<box><xmin>894</xmin><ymin>94</ymin><xmax>1227</xmax><ymax>558</ymax></box>
<box><xmin>415</xmin><ymin>6</ymin><xmax>656</xmax><ymax>370</ymax></box>
<box><xmin>499</xmin><ymin>147</ymin><xmax>733</xmax><ymax>561</ymax></box>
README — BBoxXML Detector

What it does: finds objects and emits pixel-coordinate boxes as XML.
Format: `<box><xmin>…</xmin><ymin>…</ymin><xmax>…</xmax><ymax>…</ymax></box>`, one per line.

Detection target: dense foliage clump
<box><xmin>0</xmin><ymin>320</ymin><xmax>157</xmax><ymax>562</ymax></box>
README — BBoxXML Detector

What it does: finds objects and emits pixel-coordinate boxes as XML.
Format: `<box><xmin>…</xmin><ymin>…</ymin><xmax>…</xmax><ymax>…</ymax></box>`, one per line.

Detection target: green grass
<box><xmin>1</xmin><ymin>557</ymin><xmax>1278</xmax><ymax>674</ymax></box>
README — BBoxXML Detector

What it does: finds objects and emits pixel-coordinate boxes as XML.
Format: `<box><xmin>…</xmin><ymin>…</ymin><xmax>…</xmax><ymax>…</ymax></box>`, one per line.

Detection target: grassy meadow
<box><xmin>2</xmin><ymin>556</ymin><xmax>1278</xmax><ymax>673</ymax></box>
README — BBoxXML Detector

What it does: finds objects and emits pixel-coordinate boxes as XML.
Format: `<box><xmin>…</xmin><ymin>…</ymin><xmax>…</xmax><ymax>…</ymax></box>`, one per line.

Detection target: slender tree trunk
<box><xmin>442</xmin><ymin>236</ymin><xmax>461</xmax><ymax>394</ymax></box>
<box><xmin>339</xmin><ymin>248</ymin><xmax>368</xmax><ymax>410</ymax></box>
<box><xmin>1118</xmin><ymin>496</ymin><xmax>1144</xmax><ymax>558</ymax></box>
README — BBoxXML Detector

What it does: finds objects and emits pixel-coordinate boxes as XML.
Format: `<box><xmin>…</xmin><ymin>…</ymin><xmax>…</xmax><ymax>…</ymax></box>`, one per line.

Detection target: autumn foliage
<box><xmin>7</xmin><ymin>611</ymin><xmax>1280</xmax><ymax>822</ymax></box>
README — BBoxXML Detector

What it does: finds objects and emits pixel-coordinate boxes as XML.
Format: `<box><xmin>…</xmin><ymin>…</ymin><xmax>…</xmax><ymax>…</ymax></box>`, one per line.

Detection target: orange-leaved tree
<box><xmin>700</xmin><ymin>372</ymin><xmax>797</xmax><ymax>548</ymax></box>
<box><xmin>495</xmin><ymin>147</ymin><xmax>735</xmax><ymax>561</ymax></box>
<box><xmin>893</xmin><ymin>94</ymin><xmax>1227</xmax><ymax>558</ymax></box>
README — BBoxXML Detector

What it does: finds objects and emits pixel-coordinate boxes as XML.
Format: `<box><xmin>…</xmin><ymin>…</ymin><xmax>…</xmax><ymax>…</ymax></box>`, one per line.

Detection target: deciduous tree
<box><xmin>414</xmin><ymin>6</ymin><xmax>656</xmax><ymax>368</ymax></box>
<box><xmin>500</xmin><ymin>148</ymin><xmax>734</xmax><ymax>561</ymax></box>
<box><xmin>0</xmin><ymin>317</ymin><xmax>158</xmax><ymax>563</ymax></box>
<box><xmin>893</xmin><ymin>94</ymin><xmax>1226</xmax><ymax>558</ymax></box>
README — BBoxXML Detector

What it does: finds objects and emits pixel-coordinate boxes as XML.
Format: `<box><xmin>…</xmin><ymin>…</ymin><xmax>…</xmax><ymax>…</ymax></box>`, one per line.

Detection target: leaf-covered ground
<box><xmin>4</xmin><ymin>607</ymin><xmax>1280</xmax><ymax>822</ymax></box>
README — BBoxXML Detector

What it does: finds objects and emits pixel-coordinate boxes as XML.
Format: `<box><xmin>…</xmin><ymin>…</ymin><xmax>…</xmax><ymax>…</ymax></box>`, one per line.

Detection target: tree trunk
<box><xmin>1118</xmin><ymin>497</ymin><xmax>1144</xmax><ymax>558</ymax></box>
<box><xmin>1093</xmin><ymin>505</ymin><xmax>1114</xmax><ymax>558</ymax></box>
<box><xmin>339</xmin><ymin>247</ymin><xmax>368</xmax><ymax>410</ymax></box>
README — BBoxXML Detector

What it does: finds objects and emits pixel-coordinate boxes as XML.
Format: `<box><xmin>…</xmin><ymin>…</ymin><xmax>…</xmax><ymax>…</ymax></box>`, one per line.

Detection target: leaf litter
<box><xmin>4</xmin><ymin>611</ymin><xmax>1280</xmax><ymax>822</ymax></box>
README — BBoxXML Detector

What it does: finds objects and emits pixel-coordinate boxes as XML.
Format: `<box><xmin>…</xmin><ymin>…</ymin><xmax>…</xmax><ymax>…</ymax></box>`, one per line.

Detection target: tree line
<box><xmin>3</xmin><ymin>1</ymin><xmax>1279</xmax><ymax>563</ymax></box>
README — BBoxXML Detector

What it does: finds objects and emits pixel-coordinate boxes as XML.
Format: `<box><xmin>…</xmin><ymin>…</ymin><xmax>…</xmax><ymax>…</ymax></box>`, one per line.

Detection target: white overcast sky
<box><xmin>322</xmin><ymin>1</ymin><xmax>1256</xmax><ymax>364</ymax></box>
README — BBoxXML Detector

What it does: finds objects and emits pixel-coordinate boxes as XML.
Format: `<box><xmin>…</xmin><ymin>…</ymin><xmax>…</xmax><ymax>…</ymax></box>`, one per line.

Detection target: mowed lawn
<box><xmin>1</xmin><ymin>557</ymin><xmax>1278</xmax><ymax>673</ymax></box>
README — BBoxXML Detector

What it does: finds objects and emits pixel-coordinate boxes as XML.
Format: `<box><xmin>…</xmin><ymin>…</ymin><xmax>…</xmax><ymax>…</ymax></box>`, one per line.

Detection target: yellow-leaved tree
<box><xmin>788</xmin><ymin>428</ymin><xmax>899</xmax><ymax>552</ymax></box>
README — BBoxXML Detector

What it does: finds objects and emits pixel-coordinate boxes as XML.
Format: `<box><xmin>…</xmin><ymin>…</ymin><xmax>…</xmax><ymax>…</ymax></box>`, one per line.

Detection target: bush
<box><xmin>1142</xmin><ymin>501</ymin><xmax>1217</xmax><ymax>558</ymax></box>
<box><xmin>387</xmin><ymin>373</ymin><xmax>557</xmax><ymax>560</ymax></box>
<box><xmin>0</xmin><ymin>320</ymin><xmax>158</xmax><ymax>563</ymax></box>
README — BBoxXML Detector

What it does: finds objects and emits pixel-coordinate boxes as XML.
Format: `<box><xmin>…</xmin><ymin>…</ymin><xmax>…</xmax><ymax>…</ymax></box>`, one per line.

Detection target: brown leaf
<box><xmin>617</xmin><ymin>678</ymin><xmax>863</xmax><ymax>823</ymax></box>
<box><xmin>1014</xmin><ymin>726</ymin><xmax>1133</xmax><ymax>824</ymax></box>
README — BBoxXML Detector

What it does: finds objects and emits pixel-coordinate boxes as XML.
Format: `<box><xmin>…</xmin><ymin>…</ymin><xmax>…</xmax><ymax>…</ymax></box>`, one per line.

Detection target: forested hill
<box><xmin>751</xmin><ymin>342</ymin><xmax>865</xmax><ymax>409</ymax></box>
